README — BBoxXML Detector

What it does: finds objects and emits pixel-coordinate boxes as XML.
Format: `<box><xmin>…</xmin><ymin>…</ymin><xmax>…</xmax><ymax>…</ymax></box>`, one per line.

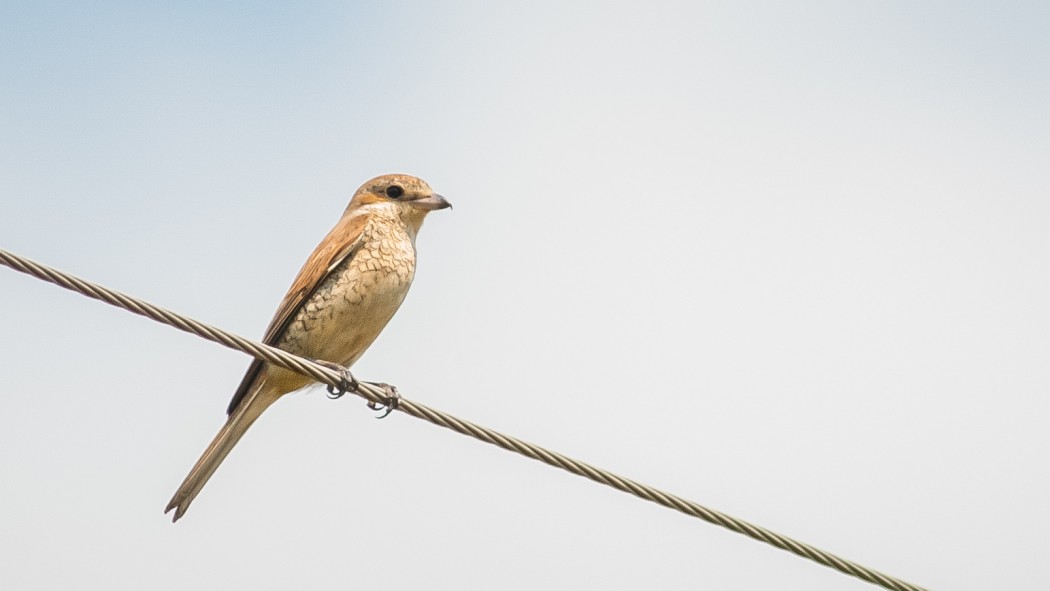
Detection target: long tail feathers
<box><xmin>165</xmin><ymin>386</ymin><xmax>278</xmax><ymax>522</ymax></box>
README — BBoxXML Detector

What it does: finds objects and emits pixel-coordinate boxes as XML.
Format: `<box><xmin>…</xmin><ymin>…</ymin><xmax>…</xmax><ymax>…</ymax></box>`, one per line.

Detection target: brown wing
<box><xmin>226</xmin><ymin>212</ymin><xmax>368</xmax><ymax>415</ymax></box>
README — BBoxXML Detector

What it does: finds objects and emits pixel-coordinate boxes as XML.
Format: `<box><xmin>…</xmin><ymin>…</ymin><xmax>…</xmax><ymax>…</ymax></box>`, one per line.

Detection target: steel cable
<box><xmin>0</xmin><ymin>247</ymin><xmax>929</xmax><ymax>591</ymax></box>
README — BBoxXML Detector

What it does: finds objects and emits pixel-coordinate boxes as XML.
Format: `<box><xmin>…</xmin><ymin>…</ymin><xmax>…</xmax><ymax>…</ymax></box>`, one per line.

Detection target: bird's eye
<box><xmin>385</xmin><ymin>185</ymin><xmax>404</xmax><ymax>199</ymax></box>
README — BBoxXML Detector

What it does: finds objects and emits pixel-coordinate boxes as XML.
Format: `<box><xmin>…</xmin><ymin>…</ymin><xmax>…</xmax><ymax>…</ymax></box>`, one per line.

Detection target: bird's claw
<box><xmin>365</xmin><ymin>382</ymin><xmax>400</xmax><ymax>419</ymax></box>
<box><xmin>312</xmin><ymin>363</ymin><xmax>398</xmax><ymax>417</ymax></box>
<box><xmin>314</xmin><ymin>360</ymin><xmax>358</xmax><ymax>399</ymax></box>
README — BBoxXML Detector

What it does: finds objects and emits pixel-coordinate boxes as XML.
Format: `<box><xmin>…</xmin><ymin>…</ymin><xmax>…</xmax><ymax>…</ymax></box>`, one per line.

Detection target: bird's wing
<box><xmin>225</xmin><ymin>212</ymin><xmax>369</xmax><ymax>415</ymax></box>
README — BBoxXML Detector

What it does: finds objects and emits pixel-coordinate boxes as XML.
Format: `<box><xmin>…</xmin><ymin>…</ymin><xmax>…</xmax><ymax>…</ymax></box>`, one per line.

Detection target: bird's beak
<box><xmin>411</xmin><ymin>193</ymin><xmax>452</xmax><ymax>211</ymax></box>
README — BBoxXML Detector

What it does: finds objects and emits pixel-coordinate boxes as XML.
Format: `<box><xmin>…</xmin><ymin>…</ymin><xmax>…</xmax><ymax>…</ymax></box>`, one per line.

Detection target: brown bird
<box><xmin>165</xmin><ymin>174</ymin><xmax>450</xmax><ymax>521</ymax></box>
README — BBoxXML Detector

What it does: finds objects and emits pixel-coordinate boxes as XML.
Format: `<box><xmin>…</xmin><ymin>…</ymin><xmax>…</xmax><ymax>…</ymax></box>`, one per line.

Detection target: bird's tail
<box><xmin>165</xmin><ymin>384</ymin><xmax>278</xmax><ymax>522</ymax></box>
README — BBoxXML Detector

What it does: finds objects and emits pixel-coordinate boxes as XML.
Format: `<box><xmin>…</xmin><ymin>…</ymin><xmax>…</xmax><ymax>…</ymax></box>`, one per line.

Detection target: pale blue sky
<box><xmin>1</xmin><ymin>2</ymin><xmax>1048</xmax><ymax>590</ymax></box>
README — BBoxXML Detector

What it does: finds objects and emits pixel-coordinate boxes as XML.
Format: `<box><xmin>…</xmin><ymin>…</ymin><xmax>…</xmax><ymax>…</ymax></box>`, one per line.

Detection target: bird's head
<box><xmin>346</xmin><ymin>174</ymin><xmax>451</xmax><ymax>232</ymax></box>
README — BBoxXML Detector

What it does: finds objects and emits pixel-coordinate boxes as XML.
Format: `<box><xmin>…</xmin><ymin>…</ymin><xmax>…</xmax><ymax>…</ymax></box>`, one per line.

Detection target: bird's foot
<box><xmin>365</xmin><ymin>382</ymin><xmax>400</xmax><ymax>419</ymax></box>
<box><xmin>314</xmin><ymin>360</ymin><xmax>359</xmax><ymax>399</ymax></box>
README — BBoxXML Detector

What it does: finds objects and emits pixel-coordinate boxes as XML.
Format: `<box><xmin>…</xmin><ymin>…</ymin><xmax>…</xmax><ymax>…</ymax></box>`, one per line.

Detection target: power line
<box><xmin>0</xmin><ymin>247</ymin><xmax>929</xmax><ymax>591</ymax></box>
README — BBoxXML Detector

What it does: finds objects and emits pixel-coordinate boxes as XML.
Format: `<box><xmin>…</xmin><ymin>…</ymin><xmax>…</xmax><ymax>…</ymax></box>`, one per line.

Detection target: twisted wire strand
<box><xmin>0</xmin><ymin>247</ymin><xmax>929</xmax><ymax>591</ymax></box>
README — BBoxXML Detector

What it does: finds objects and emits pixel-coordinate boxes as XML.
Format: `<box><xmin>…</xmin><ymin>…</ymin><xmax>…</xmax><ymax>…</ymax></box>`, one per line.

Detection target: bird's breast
<box><xmin>277</xmin><ymin>231</ymin><xmax>417</xmax><ymax>370</ymax></box>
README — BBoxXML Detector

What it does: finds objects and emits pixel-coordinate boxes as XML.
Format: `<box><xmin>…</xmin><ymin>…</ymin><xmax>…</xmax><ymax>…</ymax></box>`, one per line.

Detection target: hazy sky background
<box><xmin>1</xmin><ymin>2</ymin><xmax>1048</xmax><ymax>589</ymax></box>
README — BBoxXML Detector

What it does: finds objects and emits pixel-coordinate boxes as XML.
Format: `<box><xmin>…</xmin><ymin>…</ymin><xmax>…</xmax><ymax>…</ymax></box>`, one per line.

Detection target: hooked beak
<box><xmin>411</xmin><ymin>193</ymin><xmax>452</xmax><ymax>211</ymax></box>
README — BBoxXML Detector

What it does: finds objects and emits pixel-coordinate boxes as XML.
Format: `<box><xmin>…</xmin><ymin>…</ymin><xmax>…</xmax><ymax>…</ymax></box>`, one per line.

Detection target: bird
<box><xmin>165</xmin><ymin>173</ymin><xmax>451</xmax><ymax>522</ymax></box>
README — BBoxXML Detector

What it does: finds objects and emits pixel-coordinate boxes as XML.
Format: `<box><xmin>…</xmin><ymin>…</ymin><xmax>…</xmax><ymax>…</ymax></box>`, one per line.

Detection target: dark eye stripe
<box><xmin>385</xmin><ymin>185</ymin><xmax>404</xmax><ymax>199</ymax></box>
